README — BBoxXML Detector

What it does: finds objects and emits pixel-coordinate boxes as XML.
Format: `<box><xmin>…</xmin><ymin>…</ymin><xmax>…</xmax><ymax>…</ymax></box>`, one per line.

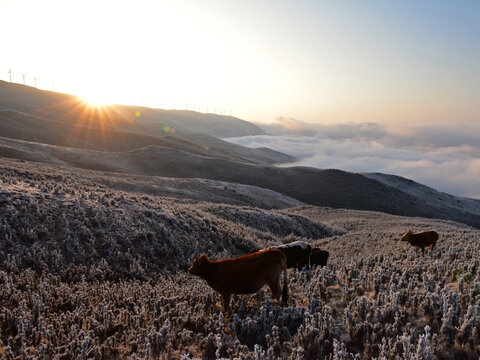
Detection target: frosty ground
<box><xmin>1</xmin><ymin>158</ymin><xmax>479</xmax><ymax>359</ymax></box>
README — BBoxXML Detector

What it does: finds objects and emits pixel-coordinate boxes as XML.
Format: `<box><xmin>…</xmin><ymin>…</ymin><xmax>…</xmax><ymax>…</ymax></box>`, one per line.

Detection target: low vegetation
<box><xmin>1</xmin><ymin>158</ymin><xmax>479</xmax><ymax>359</ymax></box>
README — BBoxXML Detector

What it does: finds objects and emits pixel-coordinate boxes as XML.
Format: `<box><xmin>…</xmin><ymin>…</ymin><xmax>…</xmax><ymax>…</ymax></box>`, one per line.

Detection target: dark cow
<box><xmin>310</xmin><ymin>248</ymin><xmax>329</xmax><ymax>267</ymax></box>
<box><xmin>250</xmin><ymin>241</ymin><xmax>312</xmax><ymax>269</ymax></box>
<box><xmin>401</xmin><ymin>230</ymin><xmax>439</xmax><ymax>255</ymax></box>
<box><xmin>188</xmin><ymin>249</ymin><xmax>288</xmax><ymax>312</ymax></box>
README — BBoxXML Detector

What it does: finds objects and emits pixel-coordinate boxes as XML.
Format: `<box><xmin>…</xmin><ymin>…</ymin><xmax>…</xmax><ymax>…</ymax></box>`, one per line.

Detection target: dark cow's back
<box><xmin>310</xmin><ymin>248</ymin><xmax>329</xmax><ymax>267</ymax></box>
<box><xmin>273</xmin><ymin>241</ymin><xmax>312</xmax><ymax>269</ymax></box>
<box><xmin>249</xmin><ymin>241</ymin><xmax>312</xmax><ymax>269</ymax></box>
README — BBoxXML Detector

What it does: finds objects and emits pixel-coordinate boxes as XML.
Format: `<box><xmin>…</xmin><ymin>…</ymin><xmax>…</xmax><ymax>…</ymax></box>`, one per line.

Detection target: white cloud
<box><xmin>226</xmin><ymin>120</ymin><xmax>480</xmax><ymax>199</ymax></box>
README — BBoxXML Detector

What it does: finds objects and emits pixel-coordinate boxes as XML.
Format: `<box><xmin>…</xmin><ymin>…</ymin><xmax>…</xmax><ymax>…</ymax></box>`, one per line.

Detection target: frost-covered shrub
<box><xmin>1</xmin><ymin>158</ymin><xmax>480</xmax><ymax>359</ymax></box>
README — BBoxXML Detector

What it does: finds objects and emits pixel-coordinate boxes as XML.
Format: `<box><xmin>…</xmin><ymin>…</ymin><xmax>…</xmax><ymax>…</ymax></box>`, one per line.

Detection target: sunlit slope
<box><xmin>0</xmin><ymin>80</ymin><xmax>264</xmax><ymax>138</ymax></box>
<box><xmin>0</xmin><ymin>81</ymin><xmax>293</xmax><ymax>164</ymax></box>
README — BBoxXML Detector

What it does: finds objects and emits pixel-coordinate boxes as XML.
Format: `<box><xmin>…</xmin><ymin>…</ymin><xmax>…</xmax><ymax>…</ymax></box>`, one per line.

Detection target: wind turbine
<box><xmin>21</xmin><ymin>73</ymin><xmax>27</xmax><ymax>85</ymax></box>
<box><xmin>7</xmin><ymin>68</ymin><xmax>13</xmax><ymax>82</ymax></box>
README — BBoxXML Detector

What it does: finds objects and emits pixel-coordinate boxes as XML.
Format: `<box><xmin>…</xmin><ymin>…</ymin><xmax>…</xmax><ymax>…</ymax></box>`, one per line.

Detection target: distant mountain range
<box><xmin>1</xmin><ymin>80</ymin><xmax>480</xmax><ymax>228</ymax></box>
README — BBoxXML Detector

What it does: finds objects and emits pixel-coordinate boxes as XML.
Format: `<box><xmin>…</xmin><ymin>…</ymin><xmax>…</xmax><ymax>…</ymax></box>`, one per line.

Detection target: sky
<box><xmin>1</xmin><ymin>0</ymin><xmax>479</xmax><ymax>124</ymax></box>
<box><xmin>1</xmin><ymin>0</ymin><xmax>479</xmax><ymax>198</ymax></box>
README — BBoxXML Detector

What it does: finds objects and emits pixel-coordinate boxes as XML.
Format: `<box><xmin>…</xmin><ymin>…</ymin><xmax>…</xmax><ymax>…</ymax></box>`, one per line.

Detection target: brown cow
<box><xmin>188</xmin><ymin>249</ymin><xmax>288</xmax><ymax>312</ymax></box>
<box><xmin>401</xmin><ymin>230</ymin><xmax>439</xmax><ymax>255</ymax></box>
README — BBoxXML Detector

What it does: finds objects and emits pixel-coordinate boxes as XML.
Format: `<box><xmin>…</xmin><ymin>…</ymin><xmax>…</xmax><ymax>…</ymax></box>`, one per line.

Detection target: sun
<box><xmin>78</xmin><ymin>95</ymin><xmax>108</xmax><ymax>108</ymax></box>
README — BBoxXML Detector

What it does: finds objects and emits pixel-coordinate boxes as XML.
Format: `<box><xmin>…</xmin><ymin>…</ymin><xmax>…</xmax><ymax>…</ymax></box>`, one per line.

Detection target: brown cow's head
<box><xmin>188</xmin><ymin>254</ymin><xmax>210</xmax><ymax>276</ymax></box>
<box><xmin>401</xmin><ymin>230</ymin><xmax>413</xmax><ymax>242</ymax></box>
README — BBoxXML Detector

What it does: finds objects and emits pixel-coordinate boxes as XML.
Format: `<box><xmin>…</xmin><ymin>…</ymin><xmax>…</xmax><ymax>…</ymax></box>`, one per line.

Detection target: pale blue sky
<box><xmin>1</xmin><ymin>0</ymin><xmax>479</xmax><ymax>124</ymax></box>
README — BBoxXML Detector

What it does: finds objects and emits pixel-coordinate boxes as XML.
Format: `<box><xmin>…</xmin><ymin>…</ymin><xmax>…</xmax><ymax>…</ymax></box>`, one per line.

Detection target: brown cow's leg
<box><xmin>269</xmin><ymin>280</ymin><xmax>282</xmax><ymax>301</ymax></box>
<box><xmin>430</xmin><ymin>244</ymin><xmax>435</xmax><ymax>251</ymax></box>
<box><xmin>421</xmin><ymin>247</ymin><xmax>425</xmax><ymax>256</ymax></box>
<box><xmin>222</xmin><ymin>294</ymin><xmax>231</xmax><ymax>313</ymax></box>
<box><xmin>268</xmin><ymin>271</ymin><xmax>282</xmax><ymax>301</ymax></box>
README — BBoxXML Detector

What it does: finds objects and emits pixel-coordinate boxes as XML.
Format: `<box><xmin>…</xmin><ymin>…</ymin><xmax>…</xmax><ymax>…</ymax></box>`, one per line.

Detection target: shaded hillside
<box><xmin>0</xmin><ymin>157</ymin><xmax>303</xmax><ymax>209</ymax></box>
<box><xmin>1</xmin><ymin>137</ymin><xmax>480</xmax><ymax>228</ymax></box>
<box><xmin>173</xmin><ymin>133</ymin><xmax>295</xmax><ymax>164</ymax></box>
<box><xmin>0</xmin><ymin>108</ymin><xmax>293</xmax><ymax>164</ymax></box>
<box><xmin>363</xmin><ymin>172</ymin><xmax>480</xmax><ymax>213</ymax></box>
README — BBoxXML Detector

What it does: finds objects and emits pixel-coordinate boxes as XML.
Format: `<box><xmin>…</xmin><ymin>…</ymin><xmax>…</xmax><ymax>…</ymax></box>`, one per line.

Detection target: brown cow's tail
<box><xmin>281</xmin><ymin>261</ymin><xmax>289</xmax><ymax>305</ymax></box>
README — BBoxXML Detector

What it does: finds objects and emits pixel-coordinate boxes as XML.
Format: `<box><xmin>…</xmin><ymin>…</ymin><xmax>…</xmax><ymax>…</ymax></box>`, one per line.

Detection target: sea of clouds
<box><xmin>226</xmin><ymin>118</ymin><xmax>480</xmax><ymax>199</ymax></box>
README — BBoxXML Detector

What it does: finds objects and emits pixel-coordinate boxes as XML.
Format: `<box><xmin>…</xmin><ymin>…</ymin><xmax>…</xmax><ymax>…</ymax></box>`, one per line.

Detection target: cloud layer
<box><xmin>226</xmin><ymin>119</ymin><xmax>480</xmax><ymax>199</ymax></box>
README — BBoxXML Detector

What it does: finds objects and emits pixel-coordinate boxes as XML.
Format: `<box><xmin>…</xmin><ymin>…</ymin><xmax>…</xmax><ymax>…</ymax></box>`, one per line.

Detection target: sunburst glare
<box><xmin>78</xmin><ymin>95</ymin><xmax>109</xmax><ymax>109</ymax></box>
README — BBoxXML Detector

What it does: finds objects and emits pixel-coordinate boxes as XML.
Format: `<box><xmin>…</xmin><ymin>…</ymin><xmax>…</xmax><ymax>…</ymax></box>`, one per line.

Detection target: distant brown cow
<box><xmin>310</xmin><ymin>248</ymin><xmax>329</xmax><ymax>267</ymax></box>
<box><xmin>401</xmin><ymin>230</ymin><xmax>439</xmax><ymax>255</ymax></box>
<box><xmin>188</xmin><ymin>249</ymin><xmax>288</xmax><ymax>312</ymax></box>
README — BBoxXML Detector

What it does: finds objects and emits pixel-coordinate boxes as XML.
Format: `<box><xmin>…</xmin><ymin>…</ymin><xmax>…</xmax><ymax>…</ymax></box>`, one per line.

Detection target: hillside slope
<box><xmin>1</xmin><ymin>137</ymin><xmax>480</xmax><ymax>228</ymax></box>
<box><xmin>363</xmin><ymin>172</ymin><xmax>480</xmax><ymax>213</ymax></box>
<box><xmin>0</xmin><ymin>157</ymin><xmax>303</xmax><ymax>209</ymax></box>
<box><xmin>0</xmin><ymin>80</ymin><xmax>264</xmax><ymax>138</ymax></box>
<box><xmin>0</xmin><ymin>108</ymin><xmax>293</xmax><ymax>164</ymax></box>
<box><xmin>0</xmin><ymin>81</ymin><xmax>296</xmax><ymax>165</ymax></box>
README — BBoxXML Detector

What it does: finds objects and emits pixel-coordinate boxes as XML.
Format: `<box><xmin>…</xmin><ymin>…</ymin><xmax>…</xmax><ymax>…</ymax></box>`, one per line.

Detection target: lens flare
<box><xmin>163</xmin><ymin>125</ymin><xmax>176</xmax><ymax>133</ymax></box>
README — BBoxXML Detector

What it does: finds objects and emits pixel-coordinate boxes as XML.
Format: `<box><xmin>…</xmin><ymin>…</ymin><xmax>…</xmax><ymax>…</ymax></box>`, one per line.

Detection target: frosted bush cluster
<box><xmin>1</xmin><ymin>159</ymin><xmax>480</xmax><ymax>359</ymax></box>
<box><xmin>202</xmin><ymin>205</ymin><xmax>340</xmax><ymax>240</ymax></box>
<box><xmin>1</xmin><ymin>161</ymin><xmax>335</xmax><ymax>278</ymax></box>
